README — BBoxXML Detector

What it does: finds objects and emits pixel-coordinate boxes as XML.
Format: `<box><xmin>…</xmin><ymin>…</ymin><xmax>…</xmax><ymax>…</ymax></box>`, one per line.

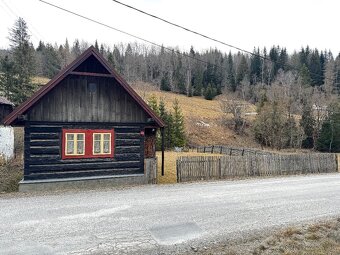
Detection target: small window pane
<box><xmin>67</xmin><ymin>134</ymin><xmax>74</xmax><ymax>141</ymax></box>
<box><xmin>94</xmin><ymin>141</ymin><xmax>101</xmax><ymax>153</ymax></box>
<box><xmin>94</xmin><ymin>134</ymin><xmax>101</xmax><ymax>141</ymax></box>
<box><xmin>77</xmin><ymin>141</ymin><xmax>84</xmax><ymax>154</ymax></box>
<box><xmin>67</xmin><ymin>141</ymin><xmax>74</xmax><ymax>154</ymax></box>
<box><xmin>103</xmin><ymin>134</ymin><xmax>110</xmax><ymax>141</ymax></box>
<box><xmin>77</xmin><ymin>134</ymin><xmax>84</xmax><ymax>141</ymax></box>
<box><xmin>103</xmin><ymin>141</ymin><xmax>110</xmax><ymax>153</ymax></box>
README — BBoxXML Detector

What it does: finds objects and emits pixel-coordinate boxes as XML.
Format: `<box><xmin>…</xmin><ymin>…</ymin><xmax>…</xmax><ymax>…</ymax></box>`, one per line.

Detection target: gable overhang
<box><xmin>3</xmin><ymin>46</ymin><xmax>165</xmax><ymax>127</ymax></box>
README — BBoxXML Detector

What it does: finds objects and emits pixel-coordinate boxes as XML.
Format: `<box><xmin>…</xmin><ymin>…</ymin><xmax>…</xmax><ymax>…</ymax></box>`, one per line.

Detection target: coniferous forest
<box><xmin>1</xmin><ymin>18</ymin><xmax>339</xmax><ymax>152</ymax></box>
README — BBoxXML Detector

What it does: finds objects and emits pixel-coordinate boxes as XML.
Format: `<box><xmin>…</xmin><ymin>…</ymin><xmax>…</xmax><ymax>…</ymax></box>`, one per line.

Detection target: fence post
<box><xmin>219</xmin><ymin>157</ymin><xmax>222</xmax><ymax>179</ymax></box>
<box><xmin>177</xmin><ymin>158</ymin><xmax>180</xmax><ymax>182</ymax></box>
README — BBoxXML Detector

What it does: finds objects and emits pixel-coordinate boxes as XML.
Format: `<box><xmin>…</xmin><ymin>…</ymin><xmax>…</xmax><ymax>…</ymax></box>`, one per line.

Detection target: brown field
<box><xmin>132</xmin><ymin>81</ymin><xmax>259</xmax><ymax>147</ymax></box>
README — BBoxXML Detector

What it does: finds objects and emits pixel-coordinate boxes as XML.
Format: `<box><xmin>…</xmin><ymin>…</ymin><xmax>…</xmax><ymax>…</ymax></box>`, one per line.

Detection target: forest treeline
<box><xmin>1</xmin><ymin>21</ymin><xmax>340</xmax><ymax>102</ymax></box>
<box><xmin>0</xmin><ymin>18</ymin><xmax>339</xmax><ymax>152</ymax></box>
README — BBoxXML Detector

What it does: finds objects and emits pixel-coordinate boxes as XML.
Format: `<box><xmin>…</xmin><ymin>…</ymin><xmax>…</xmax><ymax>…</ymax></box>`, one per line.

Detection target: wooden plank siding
<box><xmin>24</xmin><ymin>123</ymin><xmax>145</xmax><ymax>180</ymax></box>
<box><xmin>27</xmin><ymin>75</ymin><xmax>149</xmax><ymax>123</ymax></box>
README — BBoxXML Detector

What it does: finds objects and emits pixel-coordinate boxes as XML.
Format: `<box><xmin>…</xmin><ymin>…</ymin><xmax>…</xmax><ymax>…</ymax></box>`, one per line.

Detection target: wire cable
<box><xmin>39</xmin><ymin>0</ymin><xmax>340</xmax><ymax>89</ymax></box>
<box><xmin>111</xmin><ymin>0</ymin><xmax>340</xmax><ymax>88</ymax></box>
<box><xmin>38</xmin><ymin>0</ymin><xmax>223</xmax><ymax>69</ymax></box>
<box><xmin>111</xmin><ymin>0</ymin><xmax>262</xmax><ymax>59</ymax></box>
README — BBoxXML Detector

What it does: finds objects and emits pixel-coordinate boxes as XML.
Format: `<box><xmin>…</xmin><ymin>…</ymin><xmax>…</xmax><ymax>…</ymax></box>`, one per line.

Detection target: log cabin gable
<box><xmin>4</xmin><ymin>46</ymin><xmax>165</xmax><ymax>127</ymax></box>
<box><xmin>26</xmin><ymin>75</ymin><xmax>150</xmax><ymax>123</ymax></box>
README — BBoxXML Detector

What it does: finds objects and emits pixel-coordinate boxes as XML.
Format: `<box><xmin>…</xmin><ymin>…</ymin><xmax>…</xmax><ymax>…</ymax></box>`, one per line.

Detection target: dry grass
<box><xmin>0</xmin><ymin>158</ymin><xmax>23</xmax><ymax>193</ymax></box>
<box><xmin>253</xmin><ymin>219</ymin><xmax>340</xmax><ymax>255</ymax></box>
<box><xmin>132</xmin><ymin>81</ymin><xmax>259</xmax><ymax>147</ymax></box>
<box><xmin>194</xmin><ymin>218</ymin><xmax>340</xmax><ymax>255</ymax></box>
<box><xmin>32</xmin><ymin>76</ymin><xmax>50</xmax><ymax>86</ymax></box>
<box><xmin>156</xmin><ymin>151</ymin><xmax>221</xmax><ymax>184</ymax></box>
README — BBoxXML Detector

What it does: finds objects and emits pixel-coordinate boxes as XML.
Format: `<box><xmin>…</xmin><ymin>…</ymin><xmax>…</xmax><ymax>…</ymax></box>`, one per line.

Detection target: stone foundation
<box><xmin>19</xmin><ymin>157</ymin><xmax>158</xmax><ymax>192</ymax></box>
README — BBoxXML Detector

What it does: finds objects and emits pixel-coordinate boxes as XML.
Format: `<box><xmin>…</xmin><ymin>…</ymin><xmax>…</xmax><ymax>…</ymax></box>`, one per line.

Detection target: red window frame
<box><xmin>62</xmin><ymin>129</ymin><xmax>114</xmax><ymax>159</ymax></box>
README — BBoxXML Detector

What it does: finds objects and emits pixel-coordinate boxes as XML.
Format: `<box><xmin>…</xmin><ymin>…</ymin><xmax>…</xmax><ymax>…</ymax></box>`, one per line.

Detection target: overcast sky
<box><xmin>0</xmin><ymin>0</ymin><xmax>339</xmax><ymax>55</ymax></box>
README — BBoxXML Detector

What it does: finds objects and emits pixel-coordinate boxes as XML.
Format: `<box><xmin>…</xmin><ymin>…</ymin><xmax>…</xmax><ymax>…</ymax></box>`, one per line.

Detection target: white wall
<box><xmin>0</xmin><ymin>126</ymin><xmax>14</xmax><ymax>160</ymax></box>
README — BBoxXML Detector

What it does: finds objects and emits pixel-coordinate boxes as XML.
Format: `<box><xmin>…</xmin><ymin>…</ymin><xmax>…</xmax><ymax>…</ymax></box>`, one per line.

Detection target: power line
<box><xmin>38</xmin><ymin>0</ymin><xmax>223</xmax><ymax>69</ymax></box>
<box><xmin>111</xmin><ymin>0</ymin><xmax>340</xmax><ymax>87</ymax></box>
<box><xmin>111</xmin><ymin>0</ymin><xmax>262</xmax><ymax>59</ymax></box>
<box><xmin>39</xmin><ymin>0</ymin><xmax>340</xmax><ymax>90</ymax></box>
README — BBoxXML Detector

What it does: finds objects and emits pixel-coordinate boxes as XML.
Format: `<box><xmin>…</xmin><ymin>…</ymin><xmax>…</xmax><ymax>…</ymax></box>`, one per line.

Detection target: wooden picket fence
<box><xmin>177</xmin><ymin>153</ymin><xmax>338</xmax><ymax>182</ymax></box>
<box><xmin>197</xmin><ymin>145</ymin><xmax>275</xmax><ymax>157</ymax></box>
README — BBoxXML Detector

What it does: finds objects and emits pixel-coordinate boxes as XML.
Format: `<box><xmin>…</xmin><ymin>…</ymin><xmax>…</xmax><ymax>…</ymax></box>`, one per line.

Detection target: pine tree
<box><xmin>0</xmin><ymin>55</ymin><xmax>16</xmax><ymax>100</ymax></box>
<box><xmin>158</xmin><ymin>98</ymin><xmax>173</xmax><ymax>149</ymax></box>
<box><xmin>226</xmin><ymin>52</ymin><xmax>236</xmax><ymax>91</ymax></box>
<box><xmin>299</xmin><ymin>64</ymin><xmax>312</xmax><ymax>87</ymax></box>
<box><xmin>316</xmin><ymin>103</ymin><xmax>340</xmax><ymax>152</ymax></box>
<box><xmin>41</xmin><ymin>44</ymin><xmax>61</xmax><ymax>78</ymax></box>
<box><xmin>8</xmin><ymin>17</ymin><xmax>36</xmax><ymax>105</ymax></box>
<box><xmin>160</xmin><ymin>72</ymin><xmax>171</xmax><ymax>91</ymax></box>
<box><xmin>300</xmin><ymin>102</ymin><xmax>315</xmax><ymax>148</ymax></box>
<box><xmin>72</xmin><ymin>39</ymin><xmax>81</xmax><ymax>58</ymax></box>
<box><xmin>147</xmin><ymin>94</ymin><xmax>159</xmax><ymax>115</ymax></box>
<box><xmin>250</xmin><ymin>48</ymin><xmax>261</xmax><ymax>85</ymax></box>
<box><xmin>236</xmin><ymin>55</ymin><xmax>248</xmax><ymax>85</ymax></box>
<box><xmin>172</xmin><ymin>99</ymin><xmax>186</xmax><ymax>147</ymax></box>
<box><xmin>94</xmin><ymin>40</ymin><xmax>99</xmax><ymax>51</ymax></box>
<box><xmin>107</xmin><ymin>51</ymin><xmax>115</xmax><ymax>69</ymax></box>
<box><xmin>100</xmin><ymin>44</ymin><xmax>105</xmax><ymax>55</ymax></box>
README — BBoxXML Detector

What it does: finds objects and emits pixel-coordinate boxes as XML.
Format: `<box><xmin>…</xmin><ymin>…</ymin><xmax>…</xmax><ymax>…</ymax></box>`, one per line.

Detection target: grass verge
<box><xmin>0</xmin><ymin>158</ymin><xmax>23</xmax><ymax>193</ymax></box>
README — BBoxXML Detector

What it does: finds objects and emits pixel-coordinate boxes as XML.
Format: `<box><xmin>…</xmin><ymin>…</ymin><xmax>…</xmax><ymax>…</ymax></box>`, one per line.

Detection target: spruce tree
<box><xmin>8</xmin><ymin>17</ymin><xmax>36</xmax><ymax>105</ymax></box>
<box><xmin>72</xmin><ymin>39</ymin><xmax>81</xmax><ymax>57</ymax></box>
<box><xmin>204</xmin><ymin>83</ymin><xmax>217</xmax><ymax>100</ymax></box>
<box><xmin>160</xmin><ymin>72</ymin><xmax>171</xmax><ymax>91</ymax></box>
<box><xmin>300</xmin><ymin>102</ymin><xmax>315</xmax><ymax>148</ymax></box>
<box><xmin>42</xmin><ymin>44</ymin><xmax>61</xmax><ymax>78</ymax></box>
<box><xmin>172</xmin><ymin>99</ymin><xmax>186</xmax><ymax>147</ymax></box>
<box><xmin>147</xmin><ymin>94</ymin><xmax>159</xmax><ymax>115</ymax></box>
<box><xmin>299</xmin><ymin>64</ymin><xmax>312</xmax><ymax>87</ymax></box>
<box><xmin>316</xmin><ymin>103</ymin><xmax>340</xmax><ymax>152</ymax></box>
<box><xmin>236</xmin><ymin>55</ymin><xmax>248</xmax><ymax>85</ymax></box>
<box><xmin>0</xmin><ymin>56</ymin><xmax>16</xmax><ymax>100</ymax></box>
<box><xmin>226</xmin><ymin>52</ymin><xmax>236</xmax><ymax>91</ymax></box>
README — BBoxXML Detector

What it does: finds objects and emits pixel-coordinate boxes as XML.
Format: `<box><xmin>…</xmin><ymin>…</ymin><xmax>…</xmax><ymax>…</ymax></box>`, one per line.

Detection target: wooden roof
<box><xmin>3</xmin><ymin>46</ymin><xmax>165</xmax><ymax>127</ymax></box>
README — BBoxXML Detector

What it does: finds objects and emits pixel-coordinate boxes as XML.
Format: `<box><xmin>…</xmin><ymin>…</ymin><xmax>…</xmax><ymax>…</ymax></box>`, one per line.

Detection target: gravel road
<box><xmin>1</xmin><ymin>173</ymin><xmax>340</xmax><ymax>255</ymax></box>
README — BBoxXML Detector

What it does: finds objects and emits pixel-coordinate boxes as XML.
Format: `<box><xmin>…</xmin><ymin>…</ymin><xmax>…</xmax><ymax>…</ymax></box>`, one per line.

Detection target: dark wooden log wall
<box><xmin>27</xmin><ymin>75</ymin><xmax>149</xmax><ymax>123</ymax></box>
<box><xmin>24</xmin><ymin>122</ymin><xmax>145</xmax><ymax>180</ymax></box>
<box><xmin>0</xmin><ymin>104</ymin><xmax>13</xmax><ymax>124</ymax></box>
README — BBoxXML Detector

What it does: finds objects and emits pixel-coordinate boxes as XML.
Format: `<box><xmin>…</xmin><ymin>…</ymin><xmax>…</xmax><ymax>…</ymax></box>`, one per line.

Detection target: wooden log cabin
<box><xmin>4</xmin><ymin>46</ymin><xmax>165</xmax><ymax>189</ymax></box>
<box><xmin>0</xmin><ymin>96</ymin><xmax>14</xmax><ymax>124</ymax></box>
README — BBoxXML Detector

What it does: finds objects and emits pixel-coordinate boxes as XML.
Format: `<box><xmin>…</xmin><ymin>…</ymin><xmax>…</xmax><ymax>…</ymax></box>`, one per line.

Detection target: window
<box><xmin>93</xmin><ymin>133</ymin><xmax>112</xmax><ymax>155</ymax></box>
<box><xmin>62</xmin><ymin>129</ymin><xmax>114</xmax><ymax>159</ymax></box>
<box><xmin>65</xmin><ymin>133</ymin><xmax>85</xmax><ymax>156</ymax></box>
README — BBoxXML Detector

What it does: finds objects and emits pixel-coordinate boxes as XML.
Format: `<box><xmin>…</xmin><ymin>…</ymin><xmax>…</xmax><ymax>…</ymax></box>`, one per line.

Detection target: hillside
<box><xmin>31</xmin><ymin>77</ymin><xmax>259</xmax><ymax>147</ymax></box>
<box><xmin>132</xmin><ymin>82</ymin><xmax>259</xmax><ymax>148</ymax></box>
